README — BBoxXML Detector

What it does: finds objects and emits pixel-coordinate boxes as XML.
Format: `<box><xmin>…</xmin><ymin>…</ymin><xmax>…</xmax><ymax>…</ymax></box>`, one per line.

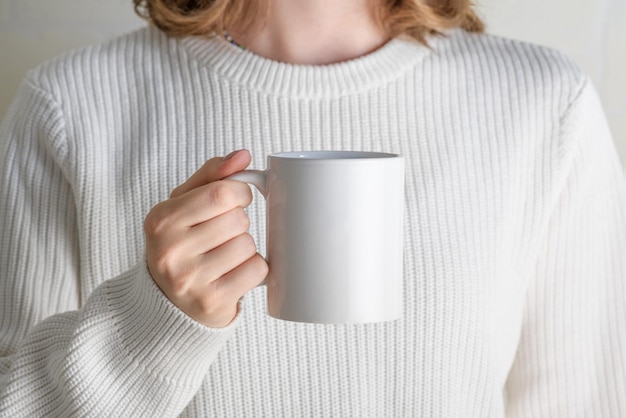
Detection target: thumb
<box><xmin>170</xmin><ymin>149</ymin><xmax>252</xmax><ymax>198</ymax></box>
<box><xmin>219</xmin><ymin>149</ymin><xmax>252</xmax><ymax>179</ymax></box>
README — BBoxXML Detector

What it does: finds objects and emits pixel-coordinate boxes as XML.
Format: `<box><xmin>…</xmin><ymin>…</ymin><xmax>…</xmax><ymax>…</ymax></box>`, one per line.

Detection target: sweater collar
<box><xmin>177</xmin><ymin>27</ymin><xmax>439</xmax><ymax>99</ymax></box>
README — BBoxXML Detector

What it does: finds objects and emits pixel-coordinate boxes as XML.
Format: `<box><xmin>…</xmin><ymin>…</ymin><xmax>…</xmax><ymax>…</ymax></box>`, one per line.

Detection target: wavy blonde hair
<box><xmin>133</xmin><ymin>0</ymin><xmax>485</xmax><ymax>47</ymax></box>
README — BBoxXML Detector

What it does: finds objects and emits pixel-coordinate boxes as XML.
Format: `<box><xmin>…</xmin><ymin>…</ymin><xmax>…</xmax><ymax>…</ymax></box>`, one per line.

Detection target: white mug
<box><xmin>227</xmin><ymin>151</ymin><xmax>404</xmax><ymax>324</ymax></box>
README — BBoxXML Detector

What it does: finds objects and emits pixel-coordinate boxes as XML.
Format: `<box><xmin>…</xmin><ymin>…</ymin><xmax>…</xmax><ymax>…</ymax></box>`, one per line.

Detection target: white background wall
<box><xmin>1</xmin><ymin>0</ymin><xmax>625</xmax><ymax>168</ymax></box>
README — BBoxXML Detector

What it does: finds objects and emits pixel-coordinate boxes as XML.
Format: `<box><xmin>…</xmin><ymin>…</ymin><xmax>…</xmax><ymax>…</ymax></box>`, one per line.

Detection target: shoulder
<box><xmin>427</xmin><ymin>28</ymin><xmax>588</xmax><ymax>115</ymax></box>
<box><xmin>22</xmin><ymin>25</ymin><xmax>172</xmax><ymax>98</ymax></box>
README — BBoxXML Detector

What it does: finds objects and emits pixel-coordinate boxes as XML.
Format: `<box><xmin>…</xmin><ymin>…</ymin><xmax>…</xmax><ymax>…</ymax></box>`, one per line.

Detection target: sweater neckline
<box><xmin>177</xmin><ymin>28</ymin><xmax>440</xmax><ymax>99</ymax></box>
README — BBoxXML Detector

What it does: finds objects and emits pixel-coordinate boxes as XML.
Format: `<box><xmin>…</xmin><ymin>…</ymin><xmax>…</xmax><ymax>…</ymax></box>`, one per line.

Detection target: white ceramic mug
<box><xmin>227</xmin><ymin>151</ymin><xmax>404</xmax><ymax>324</ymax></box>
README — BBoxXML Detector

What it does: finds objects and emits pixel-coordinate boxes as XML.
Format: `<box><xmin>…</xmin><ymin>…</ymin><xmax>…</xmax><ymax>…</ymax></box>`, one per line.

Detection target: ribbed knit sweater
<box><xmin>1</xmin><ymin>24</ymin><xmax>625</xmax><ymax>417</ymax></box>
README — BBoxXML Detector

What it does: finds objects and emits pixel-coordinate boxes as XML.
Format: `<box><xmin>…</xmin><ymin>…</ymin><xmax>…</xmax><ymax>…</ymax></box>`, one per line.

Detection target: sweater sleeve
<box><xmin>0</xmin><ymin>76</ymin><xmax>242</xmax><ymax>417</ymax></box>
<box><xmin>504</xmin><ymin>77</ymin><xmax>626</xmax><ymax>416</ymax></box>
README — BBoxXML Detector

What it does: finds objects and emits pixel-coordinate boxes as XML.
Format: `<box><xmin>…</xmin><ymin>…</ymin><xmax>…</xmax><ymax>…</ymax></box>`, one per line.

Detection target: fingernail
<box><xmin>223</xmin><ymin>150</ymin><xmax>241</xmax><ymax>161</ymax></box>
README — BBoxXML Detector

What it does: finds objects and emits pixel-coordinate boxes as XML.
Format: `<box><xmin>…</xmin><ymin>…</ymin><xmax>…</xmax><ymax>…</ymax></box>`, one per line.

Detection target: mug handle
<box><xmin>225</xmin><ymin>169</ymin><xmax>269</xmax><ymax>287</ymax></box>
<box><xmin>225</xmin><ymin>170</ymin><xmax>268</xmax><ymax>197</ymax></box>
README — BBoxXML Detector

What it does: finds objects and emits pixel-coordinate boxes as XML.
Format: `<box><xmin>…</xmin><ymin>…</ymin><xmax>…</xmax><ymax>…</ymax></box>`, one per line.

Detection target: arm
<box><xmin>0</xmin><ymin>76</ymin><xmax>241</xmax><ymax>417</ymax></box>
<box><xmin>504</xmin><ymin>77</ymin><xmax>626</xmax><ymax>416</ymax></box>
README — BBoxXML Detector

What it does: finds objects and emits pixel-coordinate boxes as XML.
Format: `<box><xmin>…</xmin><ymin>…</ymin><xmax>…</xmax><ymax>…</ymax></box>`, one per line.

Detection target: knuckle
<box><xmin>239</xmin><ymin>183</ymin><xmax>254</xmax><ymax>206</ymax></box>
<box><xmin>252</xmin><ymin>254</ymin><xmax>269</xmax><ymax>278</ymax></box>
<box><xmin>169</xmin><ymin>267</ymin><xmax>194</xmax><ymax>295</ymax></box>
<box><xmin>239</xmin><ymin>233</ymin><xmax>257</xmax><ymax>256</ymax></box>
<box><xmin>206</xmin><ymin>156</ymin><xmax>224</xmax><ymax>172</ymax></box>
<box><xmin>198</xmin><ymin>287</ymin><xmax>222</xmax><ymax>315</ymax></box>
<box><xmin>168</xmin><ymin>277</ymin><xmax>186</xmax><ymax>296</ymax></box>
<box><xmin>209</xmin><ymin>182</ymin><xmax>236</xmax><ymax>208</ymax></box>
<box><xmin>153</xmin><ymin>248</ymin><xmax>176</xmax><ymax>277</ymax></box>
<box><xmin>144</xmin><ymin>203</ymin><xmax>173</xmax><ymax>237</ymax></box>
<box><xmin>152</xmin><ymin>247</ymin><xmax>195</xmax><ymax>296</ymax></box>
<box><xmin>214</xmin><ymin>162</ymin><xmax>233</xmax><ymax>179</ymax></box>
<box><xmin>151</xmin><ymin>240</ymin><xmax>181</xmax><ymax>272</ymax></box>
<box><xmin>231</xmin><ymin>207</ymin><xmax>250</xmax><ymax>232</ymax></box>
<box><xmin>169</xmin><ymin>185</ymin><xmax>182</xmax><ymax>199</ymax></box>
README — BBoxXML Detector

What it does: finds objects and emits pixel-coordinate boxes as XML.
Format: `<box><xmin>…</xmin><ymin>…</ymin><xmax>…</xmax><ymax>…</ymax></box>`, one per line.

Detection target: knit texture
<box><xmin>1</xmin><ymin>24</ymin><xmax>625</xmax><ymax>417</ymax></box>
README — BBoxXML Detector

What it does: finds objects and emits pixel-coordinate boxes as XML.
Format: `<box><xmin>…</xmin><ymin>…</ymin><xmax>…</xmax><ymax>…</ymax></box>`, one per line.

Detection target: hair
<box><xmin>132</xmin><ymin>0</ymin><xmax>485</xmax><ymax>48</ymax></box>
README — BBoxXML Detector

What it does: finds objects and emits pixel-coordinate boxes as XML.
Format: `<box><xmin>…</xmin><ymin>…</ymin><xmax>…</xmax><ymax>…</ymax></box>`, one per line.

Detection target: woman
<box><xmin>1</xmin><ymin>0</ymin><xmax>624</xmax><ymax>416</ymax></box>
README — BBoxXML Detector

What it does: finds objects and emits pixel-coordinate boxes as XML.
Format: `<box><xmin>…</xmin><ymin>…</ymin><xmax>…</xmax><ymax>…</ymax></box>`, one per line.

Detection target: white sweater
<box><xmin>1</xmin><ymin>24</ymin><xmax>625</xmax><ymax>417</ymax></box>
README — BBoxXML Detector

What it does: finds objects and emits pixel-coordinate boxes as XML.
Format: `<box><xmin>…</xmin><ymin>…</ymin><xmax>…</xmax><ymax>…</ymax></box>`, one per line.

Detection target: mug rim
<box><xmin>269</xmin><ymin>151</ymin><xmax>401</xmax><ymax>160</ymax></box>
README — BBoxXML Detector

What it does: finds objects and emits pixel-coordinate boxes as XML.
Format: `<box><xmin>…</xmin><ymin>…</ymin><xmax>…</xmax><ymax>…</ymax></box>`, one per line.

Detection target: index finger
<box><xmin>167</xmin><ymin>179</ymin><xmax>254</xmax><ymax>228</ymax></box>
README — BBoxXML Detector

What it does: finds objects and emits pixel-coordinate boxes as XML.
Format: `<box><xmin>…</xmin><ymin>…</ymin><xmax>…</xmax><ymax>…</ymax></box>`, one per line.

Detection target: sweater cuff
<box><xmin>105</xmin><ymin>261</ymin><xmax>243</xmax><ymax>388</ymax></box>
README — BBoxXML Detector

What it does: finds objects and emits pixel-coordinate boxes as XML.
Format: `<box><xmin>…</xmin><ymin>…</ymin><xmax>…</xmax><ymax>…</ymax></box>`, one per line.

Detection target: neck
<box><xmin>227</xmin><ymin>0</ymin><xmax>390</xmax><ymax>65</ymax></box>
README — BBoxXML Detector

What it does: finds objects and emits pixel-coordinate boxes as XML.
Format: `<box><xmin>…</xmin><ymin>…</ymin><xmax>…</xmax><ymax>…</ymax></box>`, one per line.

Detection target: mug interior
<box><xmin>271</xmin><ymin>151</ymin><xmax>398</xmax><ymax>160</ymax></box>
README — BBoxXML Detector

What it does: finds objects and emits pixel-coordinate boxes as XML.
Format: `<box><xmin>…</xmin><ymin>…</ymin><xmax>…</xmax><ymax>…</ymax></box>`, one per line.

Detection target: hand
<box><xmin>144</xmin><ymin>149</ymin><xmax>268</xmax><ymax>328</ymax></box>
